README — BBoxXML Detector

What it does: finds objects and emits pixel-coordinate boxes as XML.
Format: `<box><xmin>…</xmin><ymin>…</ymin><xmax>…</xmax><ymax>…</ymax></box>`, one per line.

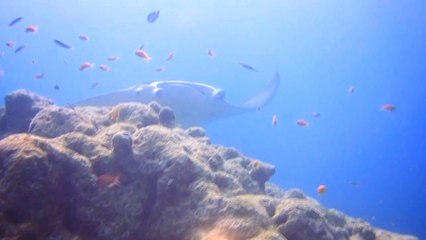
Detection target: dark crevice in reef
<box><xmin>142</xmin><ymin>175</ymin><xmax>159</xmax><ymax>221</ymax></box>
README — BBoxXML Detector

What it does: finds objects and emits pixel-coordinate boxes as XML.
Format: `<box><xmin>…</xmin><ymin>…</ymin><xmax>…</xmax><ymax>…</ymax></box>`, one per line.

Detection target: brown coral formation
<box><xmin>0</xmin><ymin>90</ymin><xmax>419</xmax><ymax>240</ymax></box>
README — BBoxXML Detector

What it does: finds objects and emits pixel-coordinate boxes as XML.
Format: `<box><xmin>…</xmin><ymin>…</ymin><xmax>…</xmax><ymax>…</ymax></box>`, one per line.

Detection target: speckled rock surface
<box><xmin>0</xmin><ymin>90</ymin><xmax>54</xmax><ymax>138</ymax></box>
<box><xmin>29</xmin><ymin>106</ymin><xmax>98</xmax><ymax>138</ymax></box>
<box><xmin>0</xmin><ymin>91</ymin><xmax>419</xmax><ymax>240</ymax></box>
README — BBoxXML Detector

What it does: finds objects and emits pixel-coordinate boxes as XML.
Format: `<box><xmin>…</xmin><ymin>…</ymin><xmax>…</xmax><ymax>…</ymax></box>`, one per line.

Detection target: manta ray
<box><xmin>75</xmin><ymin>72</ymin><xmax>280</xmax><ymax>127</ymax></box>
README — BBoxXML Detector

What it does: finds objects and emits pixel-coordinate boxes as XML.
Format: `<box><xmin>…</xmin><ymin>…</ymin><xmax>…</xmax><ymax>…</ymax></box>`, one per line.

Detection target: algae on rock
<box><xmin>0</xmin><ymin>90</ymin><xmax>419</xmax><ymax>240</ymax></box>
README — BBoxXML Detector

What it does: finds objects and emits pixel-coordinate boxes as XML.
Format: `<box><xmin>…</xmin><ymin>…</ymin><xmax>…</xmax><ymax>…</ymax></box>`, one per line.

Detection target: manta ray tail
<box><xmin>241</xmin><ymin>72</ymin><xmax>280</xmax><ymax>110</ymax></box>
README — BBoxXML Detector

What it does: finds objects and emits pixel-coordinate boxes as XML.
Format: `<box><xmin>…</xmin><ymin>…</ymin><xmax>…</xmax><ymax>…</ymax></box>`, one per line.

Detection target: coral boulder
<box><xmin>0</xmin><ymin>91</ymin><xmax>419</xmax><ymax>240</ymax></box>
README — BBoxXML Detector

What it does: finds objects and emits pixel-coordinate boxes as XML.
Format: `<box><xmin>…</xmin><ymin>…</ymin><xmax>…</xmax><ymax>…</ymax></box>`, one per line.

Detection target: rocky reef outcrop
<box><xmin>0</xmin><ymin>90</ymin><xmax>419</xmax><ymax>240</ymax></box>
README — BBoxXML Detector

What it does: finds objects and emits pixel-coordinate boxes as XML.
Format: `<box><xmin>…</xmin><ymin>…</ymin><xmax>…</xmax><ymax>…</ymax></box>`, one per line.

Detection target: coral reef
<box><xmin>0</xmin><ymin>90</ymin><xmax>419</xmax><ymax>240</ymax></box>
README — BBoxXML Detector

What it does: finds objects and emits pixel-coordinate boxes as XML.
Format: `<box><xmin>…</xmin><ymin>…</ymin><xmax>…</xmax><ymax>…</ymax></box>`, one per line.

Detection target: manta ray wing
<box><xmin>73</xmin><ymin>86</ymin><xmax>144</xmax><ymax>107</ymax></box>
<box><xmin>73</xmin><ymin>72</ymin><xmax>280</xmax><ymax>126</ymax></box>
<box><xmin>240</xmin><ymin>72</ymin><xmax>280</xmax><ymax>110</ymax></box>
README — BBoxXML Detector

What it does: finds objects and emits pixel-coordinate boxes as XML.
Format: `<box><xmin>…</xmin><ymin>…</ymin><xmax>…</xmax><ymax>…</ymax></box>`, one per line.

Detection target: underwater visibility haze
<box><xmin>1</xmin><ymin>0</ymin><xmax>426</xmax><ymax>239</ymax></box>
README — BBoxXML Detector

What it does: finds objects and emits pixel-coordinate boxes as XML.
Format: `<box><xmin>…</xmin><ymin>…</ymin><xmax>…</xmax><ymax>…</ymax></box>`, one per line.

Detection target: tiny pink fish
<box><xmin>25</xmin><ymin>25</ymin><xmax>39</xmax><ymax>33</ymax></box>
<box><xmin>296</xmin><ymin>119</ymin><xmax>310</xmax><ymax>127</ymax></box>
<box><xmin>107</xmin><ymin>56</ymin><xmax>120</xmax><ymax>61</ymax></box>
<box><xmin>272</xmin><ymin>114</ymin><xmax>278</xmax><ymax>126</ymax></box>
<box><xmin>99</xmin><ymin>64</ymin><xmax>110</xmax><ymax>71</ymax></box>
<box><xmin>6</xmin><ymin>41</ymin><xmax>16</xmax><ymax>48</ymax></box>
<box><xmin>311</xmin><ymin>112</ymin><xmax>321</xmax><ymax>117</ymax></box>
<box><xmin>166</xmin><ymin>51</ymin><xmax>175</xmax><ymax>61</ymax></box>
<box><xmin>79</xmin><ymin>34</ymin><xmax>90</xmax><ymax>41</ymax></box>
<box><xmin>34</xmin><ymin>72</ymin><xmax>44</xmax><ymax>79</ymax></box>
<box><xmin>207</xmin><ymin>49</ymin><xmax>215</xmax><ymax>58</ymax></box>
<box><xmin>380</xmin><ymin>104</ymin><xmax>396</xmax><ymax>111</ymax></box>
<box><xmin>79</xmin><ymin>62</ymin><xmax>95</xmax><ymax>71</ymax></box>
<box><xmin>0</xmin><ymin>69</ymin><xmax>4</xmax><ymax>78</ymax></box>
<box><xmin>135</xmin><ymin>49</ymin><xmax>152</xmax><ymax>61</ymax></box>
<box><xmin>155</xmin><ymin>67</ymin><xmax>165</xmax><ymax>72</ymax></box>
<box><xmin>348</xmin><ymin>86</ymin><xmax>355</xmax><ymax>94</ymax></box>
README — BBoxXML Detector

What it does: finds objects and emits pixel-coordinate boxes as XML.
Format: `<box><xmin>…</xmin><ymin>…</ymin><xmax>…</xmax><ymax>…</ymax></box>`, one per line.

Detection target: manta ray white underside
<box><xmin>75</xmin><ymin>72</ymin><xmax>280</xmax><ymax>127</ymax></box>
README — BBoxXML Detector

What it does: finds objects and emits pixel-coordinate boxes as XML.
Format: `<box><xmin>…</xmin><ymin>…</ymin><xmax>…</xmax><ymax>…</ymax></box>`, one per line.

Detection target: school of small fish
<box><xmin>1</xmin><ymin>13</ymin><xmax>265</xmax><ymax>92</ymax></box>
<box><xmin>1</xmin><ymin>14</ymin><xmax>398</xmax><ymax>197</ymax></box>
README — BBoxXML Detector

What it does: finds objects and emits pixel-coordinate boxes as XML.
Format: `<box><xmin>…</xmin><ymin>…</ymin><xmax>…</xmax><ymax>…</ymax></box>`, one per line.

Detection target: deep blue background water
<box><xmin>1</xmin><ymin>1</ymin><xmax>425</xmax><ymax>238</ymax></box>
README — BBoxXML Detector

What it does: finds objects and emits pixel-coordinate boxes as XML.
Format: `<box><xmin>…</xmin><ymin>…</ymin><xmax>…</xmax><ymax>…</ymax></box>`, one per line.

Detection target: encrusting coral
<box><xmin>0</xmin><ymin>90</ymin><xmax>419</xmax><ymax>240</ymax></box>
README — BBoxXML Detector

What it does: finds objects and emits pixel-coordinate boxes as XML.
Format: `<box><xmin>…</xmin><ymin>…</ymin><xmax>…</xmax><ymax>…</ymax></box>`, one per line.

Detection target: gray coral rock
<box><xmin>0</xmin><ymin>108</ymin><xmax>5</xmax><ymax>136</ymax></box>
<box><xmin>158</xmin><ymin>106</ymin><xmax>175</xmax><ymax>127</ymax></box>
<box><xmin>274</xmin><ymin>197</ymin><xmax>337</xmax><ymax>240</ymax></box>
<box><xmin>111</xmin><ymin>131</ymin><xmax>133</xmax><ymax>156</ymax></box>
<box><xmin>108</xmin><ymin>102</ymin><xmax>159</xmax><ymax>128</ymax></box>
<box><xmin>0</xmin><ymin>90</ymin><xmax>419</xmax><ymax>240</ymax></box>
<box><xmin>0</xmin><ymin>90</ymin><xmax>54</xmax><ymax>138</ymax></box>
<box><xmin>186</xmin><ymin>126</ymin><xmax>206</xmax><ymax>138</ymax></box>
<box><xmin>0</xmin><ymin>134</ymin><xmax>93</xmax><ymax>239</ymax></box>
<box><xmin>250</xmin><ymin>161</ymin><xmax>275</xmax><ymax>190</ymax></box>
<box><xmin>29</xmin><ymin>106</ymin><xmax>97</xmax><ymax>138</ymax></box>
<box><xmin>265</xmin><ymin>182</ymin><xmax>287</xmax><ymax>198</ymax></box>
<box><xmin>283</xmin><ymin>188</ymin><xmax>307</xmax><ymax>199</ymax></box>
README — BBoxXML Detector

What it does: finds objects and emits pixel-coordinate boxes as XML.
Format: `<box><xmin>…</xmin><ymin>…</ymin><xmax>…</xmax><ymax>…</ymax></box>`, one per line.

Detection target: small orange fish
<box><xmin>97</xmin><ymin>174</ymin><xmax>121</xmax><ymax>189</ymax></box>
<box><xmin>317</xmin><ymin>184</ymin><xmax>327</xmax><ymax>195</ymax></box>
<box><xmin>25</xmin><ymin>25</ymin><xmax>39</xmax><ymax>33</ymax></box>
<box><xmin>296</xmin><ymin>119</ymin><xmax>309</xmax><ymax>127</ymax></box>
<box><xmin>79</xmin><ymin>34</ymin><xmax>90</xmax><ymax>41</ymax></box>
<box><xmin>99</xmin><ymin>64</ymin><xmax>110</xmax><ymax>71</ymax></box>
<box><xmin>166</xmin><ymin>51</ymin><xmax>175</xmax><ymax>61</ymax></box>
<box><xmin>348</xmin><ymin>86</ymin><xmax>355</xmax><ymax>94</ymax></box>
<box><xmin>207</xmin><ymin>49</ymin><xmax>215</xmax><ymax>58</ymax></box>
<box><xmin>80</xmin><ymin>62</ymin><xmax>94</xmax><ymax>71</ymax></box>
<box><xmin>272</xmin><ymin>114</ymin><xmax>278</xmax><ymax>126</ymax></box>
<box><xmin>381</xmin><ymin>104</ymin><xmax>396</xmax><ymax>111</ymax></box>
<box><xmin>107</xmin><ymin>56</ymin><xmax>120</xmax><ymax>61</ymax></box>
<box><xmin>135</xmin><ymin>49</ymin><xmax>152</xmax><ymax>61</ymax></box>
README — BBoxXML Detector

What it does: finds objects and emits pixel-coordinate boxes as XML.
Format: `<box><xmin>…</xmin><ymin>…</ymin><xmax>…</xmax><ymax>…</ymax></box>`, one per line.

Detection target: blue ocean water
<box><xmin>0</xmin><ymin>0</ymin><xmax>425</xmax><ymax>238</ymax></box>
